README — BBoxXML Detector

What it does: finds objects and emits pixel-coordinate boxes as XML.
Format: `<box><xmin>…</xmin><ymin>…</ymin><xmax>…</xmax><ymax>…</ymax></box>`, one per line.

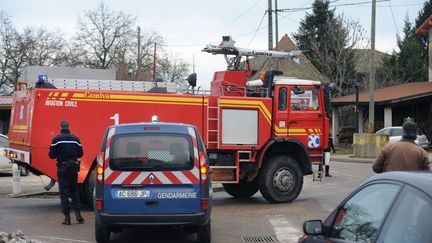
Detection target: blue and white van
<box><xmin>94</xmin><ymin>122</ymin><xmax>212</xmax><ymax>243</ymax></box>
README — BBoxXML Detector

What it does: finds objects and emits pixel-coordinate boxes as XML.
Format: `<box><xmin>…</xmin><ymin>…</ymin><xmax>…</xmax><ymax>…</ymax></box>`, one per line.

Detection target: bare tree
<box><xmin>132</xmin><ymin>29</ymin><xmax>164</xmax><ymax>72</ymax></box>
<box><xmin>21</xmin><ymin>27</ymin><xmax>66</xmax><ymax>66</ymax></box>
<box><xmin>307</xmin><ymin>15</ymin><xmax>365</xmax><ymax>95</ymax></box>
<box><xmin>157</xmin><ymin>52</ymin><xmax>190</xmax><ymax>83</ymax></box>
<box><xmin>75</xmin><ymin>1</ymin><xmax>136</xmax><ymax>69</ymax></box>
<box><xmin>0</xmin><ymin>11</ymin><xmax>17</xmax><ymax>86</ymax></box>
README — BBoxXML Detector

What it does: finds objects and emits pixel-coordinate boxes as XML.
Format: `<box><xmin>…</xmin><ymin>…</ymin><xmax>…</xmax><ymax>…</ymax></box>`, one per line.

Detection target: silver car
<box><xmin>376</xmin><ymin>126</ymin><xmax>430</xmax><ymax>149</ymax></box>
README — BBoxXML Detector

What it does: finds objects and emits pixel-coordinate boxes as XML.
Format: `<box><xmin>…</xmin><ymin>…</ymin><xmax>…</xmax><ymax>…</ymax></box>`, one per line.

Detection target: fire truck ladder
<box><xmin>207</xmin><ymin>98</ymin><xmax>220</xmax><ymax>149</ymax></box>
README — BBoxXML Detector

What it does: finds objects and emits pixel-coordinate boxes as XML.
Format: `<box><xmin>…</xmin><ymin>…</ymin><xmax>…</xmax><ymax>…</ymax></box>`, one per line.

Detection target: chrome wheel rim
<box><xmin>272</xmin><ymin>167</ymin><xmax>294</xmax><ymax>193</ymax></box>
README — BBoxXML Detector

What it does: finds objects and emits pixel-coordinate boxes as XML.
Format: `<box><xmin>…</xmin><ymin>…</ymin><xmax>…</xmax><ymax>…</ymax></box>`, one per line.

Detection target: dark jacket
<box><xmin>49</xmin><ymin>129</ymin><xmax>83</xmax><ymax>163</ymax></box>
<box><xmin>373</xmin><ymin>139</ymin><xmax>430</xmax><ymax>173</ymax></box>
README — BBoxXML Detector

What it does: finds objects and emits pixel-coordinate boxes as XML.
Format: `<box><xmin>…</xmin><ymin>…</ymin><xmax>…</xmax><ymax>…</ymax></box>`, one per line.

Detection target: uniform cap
<box><xmin>60</xmin><ymin>120</ymin><xmax>69</xmax><ymax>130</ymax></box>
<box><xmin>402</xmin><ymin>121</ymin><xmax>417</xmax><ymax>140</ymax></box>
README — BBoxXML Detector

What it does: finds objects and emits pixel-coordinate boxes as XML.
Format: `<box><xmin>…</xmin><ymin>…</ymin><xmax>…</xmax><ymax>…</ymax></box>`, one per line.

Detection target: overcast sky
<box><xmin>1</xmin><ymin>0</ymin><xmax>426</xmax><ymax>88</ymax></box>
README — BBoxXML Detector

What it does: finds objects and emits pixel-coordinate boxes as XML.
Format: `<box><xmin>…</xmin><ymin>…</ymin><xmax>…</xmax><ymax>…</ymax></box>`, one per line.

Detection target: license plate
<box><xmin>115</xmin><ymin>190</ymin><xmax>150</xmax><ymax>199</ymax></box>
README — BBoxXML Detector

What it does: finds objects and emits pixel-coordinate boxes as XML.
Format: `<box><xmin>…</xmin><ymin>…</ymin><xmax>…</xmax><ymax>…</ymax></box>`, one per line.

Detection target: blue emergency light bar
<box><xmin>38</xmin><ymin>74</ymin><xmax>48</xmax><ymax>83</ymax></box>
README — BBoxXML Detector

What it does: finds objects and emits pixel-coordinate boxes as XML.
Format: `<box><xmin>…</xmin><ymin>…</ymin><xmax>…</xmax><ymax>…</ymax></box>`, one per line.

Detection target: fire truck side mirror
<box><xmin>187</xmin><ymin>73</ymin><xmax>197</xmax><ymax>88</ymax></box>
<box><xmin>292</xmin><ymin>85</ymin><xmax>305</xmax><ymax>95</ymax></box>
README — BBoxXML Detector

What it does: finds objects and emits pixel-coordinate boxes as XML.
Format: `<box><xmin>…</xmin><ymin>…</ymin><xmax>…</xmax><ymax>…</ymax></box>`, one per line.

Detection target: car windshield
<box><xmin>109</xmin><ymin>133</ymin><xmax>193</xmax><ymax>171</ymax></box>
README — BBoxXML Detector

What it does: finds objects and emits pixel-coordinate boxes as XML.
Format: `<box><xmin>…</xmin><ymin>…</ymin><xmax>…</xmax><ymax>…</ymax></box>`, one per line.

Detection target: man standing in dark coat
<box><xmin>373</xmin><ymin>121</ymin><xmax>430</xmax><ymax>173</ymax></box>
<box><xmin>49</xmin><ymin>120</ymin><xmax>84</xmax><ymax>225</ymax></box>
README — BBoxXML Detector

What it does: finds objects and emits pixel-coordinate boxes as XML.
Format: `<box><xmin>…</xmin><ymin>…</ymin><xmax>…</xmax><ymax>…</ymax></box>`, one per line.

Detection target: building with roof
<box><xmin>332</xmin><ymin>82</ymin><xmax>432</xmax><ymax>144</ymax></box>
<box><xmin>246</xmin><ymin>34</ymin><xmax>328</xmax><ymax>82</ymax></box>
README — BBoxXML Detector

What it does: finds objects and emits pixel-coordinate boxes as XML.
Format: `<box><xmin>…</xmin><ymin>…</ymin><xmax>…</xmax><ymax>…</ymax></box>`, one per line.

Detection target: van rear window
<box><xmin>109</xmin><ymin>134</ymin><xmax>193</xmax><ymax>171</ymax></box>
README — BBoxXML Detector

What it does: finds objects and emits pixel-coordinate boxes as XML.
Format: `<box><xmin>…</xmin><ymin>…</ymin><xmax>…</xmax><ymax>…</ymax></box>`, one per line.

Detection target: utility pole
<box><xmin>137</xmin><ymin>26</ymin><xmax>141</xmax><ymax>73</ymax></box>
<box><xmin>368</xmin><ymin>0</ymin><xmax>376</xmax><ymax>133</ymax></box>
<box><xmin>275</xmin><ymin>0</ymin><xmax>279</xmax><ymax>49</ymax></box>
<box><xmin>153</xmin><ymin>43</ymin><xmax>157</xmax><ymax>81</ymax></box>
<box><xmin>268</xmin><ymin>0</ymin><xmax>273</xmax><ymax>50</ymax></box>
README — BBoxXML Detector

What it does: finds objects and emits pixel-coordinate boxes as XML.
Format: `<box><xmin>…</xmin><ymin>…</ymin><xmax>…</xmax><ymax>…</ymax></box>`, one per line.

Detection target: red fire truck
<box><xmin>6</xmin><ymin>36</ymin><xmax>330</xmax><ymax>204</ymax></box>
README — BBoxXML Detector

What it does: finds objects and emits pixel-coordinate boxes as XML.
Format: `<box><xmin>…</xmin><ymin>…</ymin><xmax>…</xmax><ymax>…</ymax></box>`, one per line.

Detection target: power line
<box><xmin>247</xmin><ymin>12</ymin><xmax>267</xmax><ymax>47</ymax></box>
<box><xmin>387</xmin><ymin>0</ymin><xmax>399</xmax><ymax>37</ymax></box>
<box><xmin>276</xmin><ymin>0</ymin><xmax>389</xmax><ymax>13</ymax></box>
<box><xmin>165</xmin><ymin>0</ymin><xmax>263</xmax><ymax>41</ymax></box>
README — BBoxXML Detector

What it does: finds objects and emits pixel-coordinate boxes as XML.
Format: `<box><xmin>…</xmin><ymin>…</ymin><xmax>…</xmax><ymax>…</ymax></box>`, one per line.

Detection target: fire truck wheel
<box><xmin>222</xmin><ymin>182</ymin><xmax>259</xmax><ymax>198</ymax></box>
<box><xmin>259</xmin><ymin>155</ymin><xmax>303</xmax><ymax>203</ymax></box>
<box><xmin>95</xmin><ymin>220</ymin><xmax>111</xmax><ymax>243</ymax></box>
<box><xmin>196</xmin><ymin>219</ymin><xmax>211</xmax><ymax>243</ymax></box>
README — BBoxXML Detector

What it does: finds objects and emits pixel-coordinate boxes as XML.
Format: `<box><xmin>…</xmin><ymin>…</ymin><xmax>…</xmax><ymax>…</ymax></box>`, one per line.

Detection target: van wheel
<box><xmin>259</xmin><ymin>155</ymin><xmax>303</xmax><ymax>203</ymax></box>
<box><xmin>95</xmin><ymin>220</ymin><xmax>110</xmax><ymax>243</ymax></box>
<box><xmin>223</xmin><ymin>181</ymin><xmax>258</xmax><ymax>198</ymax></box>
<box><xmin>196</xmin><ymin>220</ymin><xmax>211</xmax><ymax>243</ymax></box>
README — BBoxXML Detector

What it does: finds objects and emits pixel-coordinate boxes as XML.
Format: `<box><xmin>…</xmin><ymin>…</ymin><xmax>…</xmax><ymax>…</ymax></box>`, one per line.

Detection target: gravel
<box><xmin>0</xmin><ymin>230</ymin><xmax>41</xmax><ymax>243</ymax></box>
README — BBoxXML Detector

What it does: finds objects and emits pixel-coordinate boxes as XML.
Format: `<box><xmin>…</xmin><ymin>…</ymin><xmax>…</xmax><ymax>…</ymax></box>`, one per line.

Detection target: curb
<box><xmin>331</xmin><ymin>157</ymin><xmax>374</xmax><ymax>164</ymax></box>
<box><xmin>8</xmin><ymin>191</ymin><xmax>59</xmax><ymax>198</ymax></box>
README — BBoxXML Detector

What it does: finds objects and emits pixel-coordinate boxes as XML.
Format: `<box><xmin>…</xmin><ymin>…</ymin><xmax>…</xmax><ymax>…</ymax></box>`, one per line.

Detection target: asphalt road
<box><xmin>0</xmin><ymin>161</ymin><xmax>375</xmax><ymax>243</ymax></box>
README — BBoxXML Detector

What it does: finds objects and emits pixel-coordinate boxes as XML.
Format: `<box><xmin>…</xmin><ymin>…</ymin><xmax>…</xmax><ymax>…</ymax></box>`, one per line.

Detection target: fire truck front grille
<box><xmin>242</xmin><ymin>236</ymin><xmax>278</xmax><ymax>243</ymax></box>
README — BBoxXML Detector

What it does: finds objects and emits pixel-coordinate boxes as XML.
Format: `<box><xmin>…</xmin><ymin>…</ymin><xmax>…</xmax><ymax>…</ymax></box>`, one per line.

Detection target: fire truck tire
<box><xmin>259</xmin><ymin>155</ymin><xmax>303</xmax><ymax>203</ymax></box>
<box><xmin>196</xmin><ymin>219</ymin><xmax>211</xmax><ymax>243</ymax></box>
<box><xmin>222</xmin><ymin>182</ymin><xmax>259</xmax><ymax>198</ymax></box>
<box><xmin>80</xmin><ymin>167</ymin><xmax>96</xmax><ymax>206</ymax></box>
<box><xmin>95</xmin><ymin>220</ymin><xmax>111</xmax><ymax>243</ymax></box>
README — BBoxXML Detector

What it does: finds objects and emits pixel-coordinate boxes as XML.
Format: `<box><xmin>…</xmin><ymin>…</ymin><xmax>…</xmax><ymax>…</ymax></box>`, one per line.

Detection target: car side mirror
<box><xmin>303</xmin><ymin>219</ymin><xmax>323</xmax><ymax>235</ymax></box>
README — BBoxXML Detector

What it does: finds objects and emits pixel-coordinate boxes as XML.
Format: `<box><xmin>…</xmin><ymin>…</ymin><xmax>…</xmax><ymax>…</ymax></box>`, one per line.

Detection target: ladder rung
<box><xmin>208</xmin><ymin>118</ymin><xmax>218</xmax><ymax>120</ymax></box>
<box><xmin>208</xmin><ymin>106</ymin><xmax>218</xmax><ymax>109</ymax></box>
<box><xmin>208</xmin><ymin>130</ymin><xmax>218</xmax><ymax>132</ymax></box>
<box><xmin>208</xmin><ymin>141</ymin><xmax>218</xmax><ymax>144</ymax></box>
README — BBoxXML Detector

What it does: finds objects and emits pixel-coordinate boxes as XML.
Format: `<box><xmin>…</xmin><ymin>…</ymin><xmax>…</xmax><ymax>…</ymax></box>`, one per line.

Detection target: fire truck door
<box><xmin>287</xmin><ymin>86</ymin><xmax>324</xmax><ymax>149</ymax></box>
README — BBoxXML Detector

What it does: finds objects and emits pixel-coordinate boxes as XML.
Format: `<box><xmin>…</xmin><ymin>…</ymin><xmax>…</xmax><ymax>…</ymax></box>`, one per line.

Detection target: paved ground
<box><xmin>0</xmin><ymin>160</ymin><xmax>375</xmax><ymax>243</ymax></box>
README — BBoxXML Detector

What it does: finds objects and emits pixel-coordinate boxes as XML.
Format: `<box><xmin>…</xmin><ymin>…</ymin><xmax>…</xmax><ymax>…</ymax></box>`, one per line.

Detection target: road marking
<box><xmin>31</xmin><ymin>235</ymin><xmax>93</xmax><ymax>243</ymax></box>
<box><xmin>268</xmin><ymin>215</ymin><xmax>302</xmax><ymax>243</ymax></box>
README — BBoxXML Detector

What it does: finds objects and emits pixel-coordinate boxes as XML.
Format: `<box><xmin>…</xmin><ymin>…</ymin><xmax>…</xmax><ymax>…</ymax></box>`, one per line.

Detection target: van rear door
<box><xmin>103</xmin><ymin>130</ymin><xmax>201</xmax><ymax>214</ymax></box>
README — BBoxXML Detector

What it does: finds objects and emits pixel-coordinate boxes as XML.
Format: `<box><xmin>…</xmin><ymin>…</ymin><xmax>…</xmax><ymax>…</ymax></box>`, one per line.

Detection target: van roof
<box><xmin>108</xmin><ymin>122</ymin><xmax>195</xmax><ymax>135</ymax></box>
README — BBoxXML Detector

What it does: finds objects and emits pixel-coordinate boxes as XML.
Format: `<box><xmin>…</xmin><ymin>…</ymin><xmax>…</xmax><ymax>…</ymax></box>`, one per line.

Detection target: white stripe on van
<box><xmin>191</xmin><ymin>166</ymin><xmax>200</xmax><ymax>179</ymax></box>
<box><xmin>104</xmin><ymin>167</ymin><xmax>113</xmax><ymax>179</ymax></box>
<box><xmin>112</xmin><ymin>171</ymin><xmax>131</xmax><ymax>184</ymax></box>
<box><xmin>154</xmin><ymin>172</ymin><xmax>172</xmax><ymax>184</ymax></box>
<box><xmin>131</xmin><ymin>172</ymin><xmax>148</xmax><ymax>184</ymax></box>
<box><xmin>172</xmin><ymin>171</ymin><xmax>192</xmax><ymax>184</ymax></box>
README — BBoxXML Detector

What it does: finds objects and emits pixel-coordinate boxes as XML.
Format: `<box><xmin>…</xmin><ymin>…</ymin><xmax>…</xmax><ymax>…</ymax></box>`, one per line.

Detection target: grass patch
<box><xmin>334</xmin><ymin>146</ymin><xmax>353</xmax><ymax>155</ymax></box>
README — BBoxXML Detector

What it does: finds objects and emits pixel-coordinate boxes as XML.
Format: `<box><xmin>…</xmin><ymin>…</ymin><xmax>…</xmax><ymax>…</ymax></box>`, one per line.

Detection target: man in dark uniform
<box><xmin>49</xmin><ymin>120</ymin><xmax>84</xmax><ymax>225</ymax></box>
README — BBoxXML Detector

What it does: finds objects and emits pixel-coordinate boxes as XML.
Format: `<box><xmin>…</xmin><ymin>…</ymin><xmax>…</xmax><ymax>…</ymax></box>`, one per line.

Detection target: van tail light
<box><xmin>97</xmin><ymin>152</ymin><xmax>105</xmax><ymax>184</ymax></box>
<box><xmin>3</xmin><ymin>149</ymin><xmax>7</xmax><ymax>157</ymax></box>
<box><xmin>96</xmin><ymin>199</ymin><xmax>103</xmax><ymax>210</ymax></box>
<box><xmin>201</xmin><ymin>199</ymin><xmax>209</xmax><ymax>210</ymax></box>
<box><xmin>199</xmin><ymin>151</ymin><xmax>208</xmax><ymax>183</ymax></box>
